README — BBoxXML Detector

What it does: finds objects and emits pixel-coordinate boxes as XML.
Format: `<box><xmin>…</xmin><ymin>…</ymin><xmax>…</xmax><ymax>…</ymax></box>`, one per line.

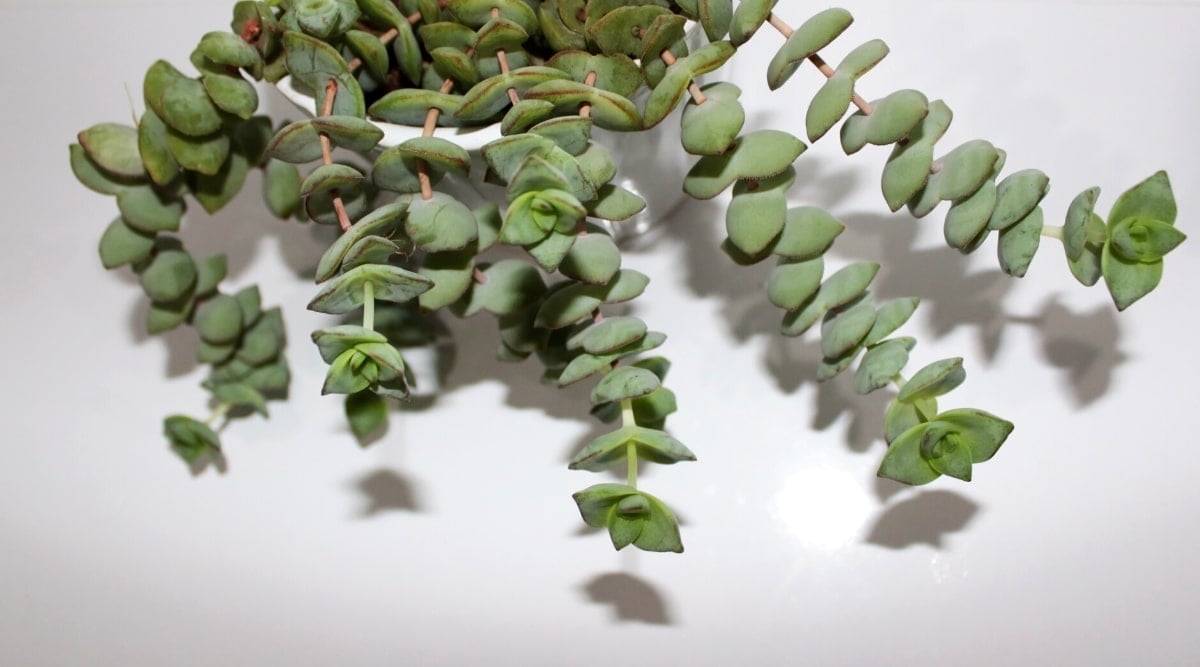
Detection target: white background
<box><xmin>3</xmin><ymin>1</ymin><xmax>1199</xmax><ymax>664</ymax></box>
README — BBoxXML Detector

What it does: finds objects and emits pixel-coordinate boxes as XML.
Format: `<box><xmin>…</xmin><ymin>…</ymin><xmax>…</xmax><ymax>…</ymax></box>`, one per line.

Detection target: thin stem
<box><xmin>766</xmin><ymin>13</ymin><xmax>874</xmax><ymax>115</ymax></box>
<box><xmin>206</xmin><ymin>402</ymin><xmax>232</xmax><ymax>429</ymax></box>
<box><xmin>362</xmin><ymin>281</ymin><xmax>376</xmax><ymax>330</ymax></box>
<box><xmin>621</xmin><ymin>399</ymin><xmax>638</xmax><ymax>488</ymax></box>
<box><xmin>892</xmin><ymin>374</ymin><xmax>908</xmax><ymax>391</ymax></box>
<box><xmin>660</xmin><ymin>50</ymin><xmax>707</xmax><ymax>105</ymax></box>
<box><xmin>580</xmin><ymin>71</ymin><xmax>597</xmax><ymax>118</ymax></box>
<box><xmin>417</xmin><ymin>48</ymin><xmax>475</xmax><ymax>201</ymax></box>
<box><xmin>1041</xmin><ymin>224</ymin><xmax>1065</xmax><ymax>241</ymax></box>
<box><xmin>319</xmin><ymin>79</ymin><xmax>353</xmax><ymax>232</ymax></box>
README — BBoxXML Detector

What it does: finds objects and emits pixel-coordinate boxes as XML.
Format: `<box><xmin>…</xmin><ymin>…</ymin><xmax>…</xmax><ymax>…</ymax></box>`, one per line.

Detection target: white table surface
<box><xmin>3</xmin><ymin>1</ymin><xmax>1198</xmax><ymax>665</ymax></box>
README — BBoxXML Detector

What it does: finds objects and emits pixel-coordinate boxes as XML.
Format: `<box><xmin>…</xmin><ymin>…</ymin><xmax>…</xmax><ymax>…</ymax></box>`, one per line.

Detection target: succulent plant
<box><xmin>71</xmin><ymin>0</ymin><xmax>1184</xmax><ymax>555</ymax></box>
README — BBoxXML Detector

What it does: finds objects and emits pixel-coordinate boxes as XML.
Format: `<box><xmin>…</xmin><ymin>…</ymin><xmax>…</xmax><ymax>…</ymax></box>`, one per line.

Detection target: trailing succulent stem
<box><xmin>73</xmin><ymin>0</ymin><xmax>1181</xmax><ymax>550</ymax></box>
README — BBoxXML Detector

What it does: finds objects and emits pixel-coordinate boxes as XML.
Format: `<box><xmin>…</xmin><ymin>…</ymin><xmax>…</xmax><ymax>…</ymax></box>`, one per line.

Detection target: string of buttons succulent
<box><xmin>72</xmin><ymin>0</ymin><xmax>1184</xmax><ymax>554</ymax></box>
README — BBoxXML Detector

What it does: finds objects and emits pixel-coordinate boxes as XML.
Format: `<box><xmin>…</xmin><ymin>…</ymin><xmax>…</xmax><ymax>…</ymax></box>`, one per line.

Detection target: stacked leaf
<box><xmin>760</xmin><ymin>7</ymin><xmax>1182</xmax><ymax>308</ymax></box>
<box><xmin>72</xmin><ymin>3</ymin><xmax>297</xmax><ymax>468</ymax></box>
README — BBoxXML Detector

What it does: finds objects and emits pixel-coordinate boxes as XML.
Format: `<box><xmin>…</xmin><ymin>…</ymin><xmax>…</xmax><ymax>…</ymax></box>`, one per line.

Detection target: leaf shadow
<box><xmin>865</xmin><ymin>489</ymin><xmax>981</xmax><ymax>549</ymax></box>
<box><xmin>350</xmin><ymin>468</ymin><xmax>425</xmax><ymax>516</ymax></box>
<box><xmin>580</xmin><ymin>572</ymin><xmax>677</xmax><ymax>626</ymax></box>
<box><xmin>1017</xmin><ymin>296</ymin><xmax>1127</xmax><ymax>408</ymax></box>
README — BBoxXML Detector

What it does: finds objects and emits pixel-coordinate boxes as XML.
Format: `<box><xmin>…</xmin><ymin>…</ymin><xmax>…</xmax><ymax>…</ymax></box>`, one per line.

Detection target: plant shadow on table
<box><xmin>864</xmin><ymin>487</ymin><xmax>981</xmax><ymax>549</ymax></box>
<box><xmin>580</xmin><ymin>572</ymin><xmax>676</xmax><ymax>626</ymax></box>
<box><xmin>349</xmin><ymin>468</ymin><xmax>424</xmax><ymax>516</ymax></box>
<box><xmin>660</xmin><ymin>170</ymin><xmax>1128</xmax><ymax>451</ymax></box>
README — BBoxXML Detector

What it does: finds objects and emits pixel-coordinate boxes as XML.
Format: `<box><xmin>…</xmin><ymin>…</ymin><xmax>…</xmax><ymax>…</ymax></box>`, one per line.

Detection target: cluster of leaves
<box><xmin>71</xmin><ymin>1</ymin><xmax>295</xmax><ymax>467</ymax></box>
<box><xmin>758</xmin><ymin>7</ymin><xmax>1184</xmax><ymax>309</ymax></box>
<box><xmin>665</xmin><ymin>4</ymin><xmax>1182</xmax><ymax>482</ymax></box>
<box><xmin>73</xmin><ymin>0</ymin><xmax>1183</xmax><ymax>550</ymax></box>
<box><xmin>268</xmin><ymin>0</ymin><xmax>704</xmax><ymax>550</ymax></box>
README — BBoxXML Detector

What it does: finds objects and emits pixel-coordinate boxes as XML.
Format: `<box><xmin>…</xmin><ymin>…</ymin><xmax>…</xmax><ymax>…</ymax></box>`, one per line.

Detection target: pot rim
<box><xmin>275</xmin><ymin>76</ymin><xmax>506</xmax><ymax>152</ymax></box>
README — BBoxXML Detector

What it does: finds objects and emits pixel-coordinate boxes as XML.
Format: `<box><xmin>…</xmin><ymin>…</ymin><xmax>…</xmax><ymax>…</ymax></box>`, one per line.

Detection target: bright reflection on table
<box><xmin>773</xmin><ymin>467</ymin><xmax>873</xmax><ymax>550</ymax></box>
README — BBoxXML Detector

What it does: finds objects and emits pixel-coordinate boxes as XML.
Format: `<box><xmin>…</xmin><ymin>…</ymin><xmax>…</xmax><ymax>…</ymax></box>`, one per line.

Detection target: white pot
<box><xmin>275</xmin><ymin>76</ymin><xmax>689</xmax><ymax>244</ymax></box>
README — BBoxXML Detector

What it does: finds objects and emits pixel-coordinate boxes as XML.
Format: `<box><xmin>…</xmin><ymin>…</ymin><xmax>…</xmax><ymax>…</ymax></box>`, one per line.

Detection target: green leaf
<box><xmin>897</xmin><ymin>358</ymin><xmax>965</xmax><ymax>403</ymax></box>
<box><xmin>523</xmin><ymin>79</ymin><xmax>643</xmax><ymax>132</ymax></box>
<box><xmin>884</xmin><ymin>396</ymin><xmax>937</xmax><ymax>444</ymax></box>
<box><xmin>683</xmin><ymin>130</ymin><xmax>806</xmax><ymax>200</ymax></box>
<box><xmin>1064</xmin><ymin>187</ymin><xmax>1102</xmax><ymax>262</ymax></box>
<box><xmin>194</xmin><ymin>294</ymin><xmax>244</xmax><ymax>344</ymax></box>
<box><xmin>997</xmin><ymin>207</ymin><xmax>1043</xmax><ymax>277</ymax></box>
<box><xmin>165</xmin><ymin>127</ymin><xmax>230</xmax><ymax>176</ymax></box>
<box><xmin>99</xmin><ymin>218</ymin><xmax>156</xmax><ymax>269</ymax></box>
<box><xmin>934</xmin><ymin>408</ymin><xmax>1014</xmax><ymax>464</ymax></box>
<box><xmin>557</xmin><ymin>332</ymin><xmax>667</xmax><ymax>387</ymax></box>
<box><xmin>300</xmin><ymin>163</ymin><xmax>364</xmax><ymax>198</ymax></box>
<box><xmin>309</xmin><ymin>264</ymin><xmax>433</xmax><ymax>314</ymax></box>
<box><xmin>418</xmin><ymin>249</ymin><xmax>476</xmax><ymax>311</ymax></box>
<box><xmin>767</xmin><ymin>257</ymin><xmax>823</xmax><ymax>311</ymax></box>
<box><xmin>840</xmin><ymin>89</ymin><xmax>928</xmax><ymax>154</ymax></box>
<box><xmin>189</xmin><ymin>150</ymin><xmax>249</xmax><ymax>214</ymax></box>
<box><xmin>880</xmin><ymin>100</ymin><xmax>953</xmax><ymax>211</ymax></box>
<box><xmin>369</xmin><ymin>89</ymin><xmax>464</xmax><ymax>126</ymax></box>
<box><xmin>461</xmin><ymin>259</ymin><xmax>546</xmax><ymax>316</ymax></box>
<box><xmin>697</xmin><ymin>0</ymin><xmax>733</xmax><ymax>41</ymax></box>
<box><xmin>141</xmin><ymin>248</ymin><xmax>197</xmax><ymax>303</ymax></box>
<box><xmin>766</xmin><ymin>8</ymin><xmax>853</xmax><ymax>90</ymax></box>
<box><xmin>819</xmin><ymin>262</ymin><xmax>879</xmax><ymax>311</ymax></box>
<box><xmin>854</xmin><ymin>337</ymin><xmax>915</xmax><ymax>395</ymax></box>
<box><xmin>725</xmin><ymin>167</ymin><xmax>794</xmax><ymax>256</ymax></box>
<box><xmin>680</xmin><ymin>82</ymin><xmax>745</xmax><ymax>156</ymax></box>
<box><xmin>405</xmin><ymin>193</ymin><xmax>480</xmax><ymax>253</ymax></box>
<box><xmin>862</xmin><ymin>298</ymin><xmax>919</xmax><ymax>347</ymax></box>
<box><xmin>345</xmin><ymin>390</ymin><xmax>388</xmax><ymax>441</ymax></box>
<box><xmin>263</xmin><ymin>159</ymin><xmax>302</xmax><ymax>218</ymax></box>
<box><xmin>877</xmin><ymin>422</ymin><xmax>941</xmax><ymax>485</ymax></box>
<box><xmin>163</xmin><ymin>415</ymin><xmax>222</xmax><ymax>465</ymax></box>
<box><xmin>587</xmin><ymin>185</ymin><xmax>646</xmax><ymax>222</ymax></box>
<box><xmin>988</xmin><ymin>169</ymin><xmax>1050</xmax><ymax>231</ymax></box>
<box><xmin>1109</xmin><ymin>217</ymin><xmax>1186</xmax><ymax>263</ymax></box>
<box><xmin>908</xmin><ymin>140</ymin><xmax>1000</xmax><ymax>218</ymax></box>
<box><xmin>212</xmin><ymin>382</ymin><xmax>268</xmax><ymax>417</ymax></box>
<box><xmin>630</xmin><ymin>491</ymin><xmax>684</xmax><ymax>553</ymax></box>
<box><xmin>919</xmin><ymin>422</ymin><xmax>972</xmax><ymax>481</ymax></box>
<box><xmin>159</xmin><ymin>77</ymin><xmax>223</xmax><ymax>136</ymax></box>
<box><xmin>568</xmin><ymin>316</ymin><xmax>648</xmax><ymax>355</ymax></box>
<box><xmin>526</xmin><ymin>231</ymin><xmax>576</xmax><ymax>272</ymax></box>
<box><xmin>569</xmin><ymin>426</ymin><xmax>696</xmax><ymax>472</ymax></box>
<box><xmin>1108</xmin><ymin>170</ymin><xmax>1176</xmax><ymax>227</ymax></box>
<box><xmin>137</xmin><ymin>109</ymin><xmax>181</xmax><ymax>186</ymax></box>
<box><xmin>560</xmin><ymin>233</ymin><xmax>622</xmax><ymax>285</ymax></box>
<box><xmin>70</xmin><ymin>143</ymin><xmax>141</xmax><ymax>195</ymax></box>
<box><xmin>590</xmin><ymin>366</ymin><xmax>661</xmax><ymax>405</ymax></box>
<box><xmin>283</xmin><ymin>31</ymin><xmax>364</xmax><ymax>118</ymax></box>
<box><xmin>821</xmin><ymin>297</ymin><xmax>877</xmax><ymax>359</ymax></box>
<box><xmin>729</xmin><ymin>0</ymin><xmax>778</xmax><ymax>46</ymax></box>
<box><xmin>315</xmin><ymin>201</ymin><xmax>407</xmax><ymax>282</ymax></box>
<box><xmin>535</xmin><ymin>269</ymin><xmax>650</xmax><ymax>329</ymax></box>
<box><xmin>1067</xmin><ymin>242</ymin><xmax>1104</xmax><ymax>287</ymax></box>
<box><xmin>944</xmin><ymin>178</ymin><xmax>997</xmax><ymax>253</ymax></box>
<box><xmin>773</xmin><ymin>206</ymin><xmax>845</xmax><ymax>260</ymax></box>
<box><xmin>1101</xmin><ymin>242</ymin><xmax>1163</xmax><ymax>311</ymax></box>
<box><xmin>456</xmin><ymin>67</ymin><xmax>571</xmax><ymax>123</ymax></box>
<box><xmin>202</xmin><ymin>72</ymin><xmax>259</xmax><ymax>120</ymax></box>
<box><xmin>78</xmin><ymin>123</ymin><xmax>146</xmax><ymax>179</ymax></box>
<box><xmin>573</xmin><ymin>483</ymin><xmax>639</xmax><ymax>527</ymax></box>
<box><xmin>805</xmin><ymin>72</ymin><xmax>854</xmax><ymax>142</ymax></box>
<box><xmin>643</xmin><ymin>41</ymin><xmax>735</xmax><ymax>128</ymax></box>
